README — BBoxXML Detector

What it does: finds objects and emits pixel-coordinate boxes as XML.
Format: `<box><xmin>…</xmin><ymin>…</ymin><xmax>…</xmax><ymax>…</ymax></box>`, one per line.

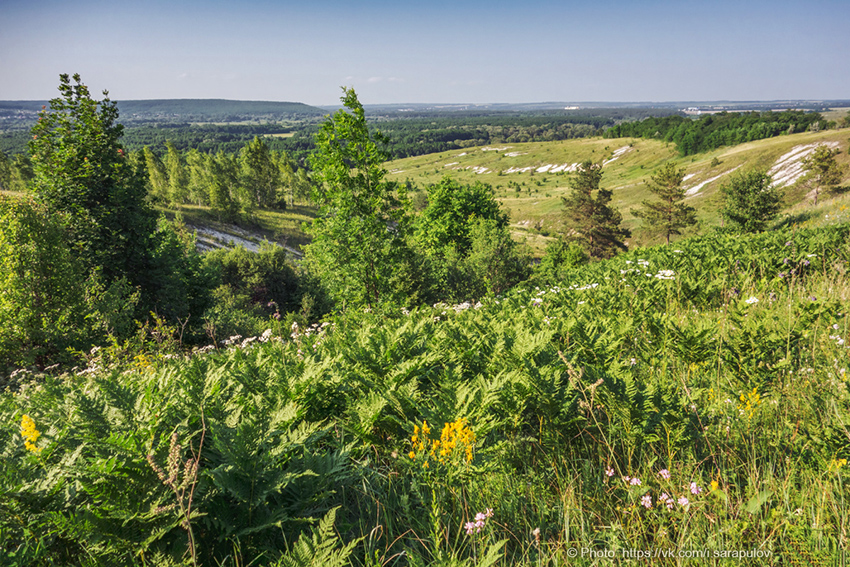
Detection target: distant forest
<box><xmin>0</xmin><ymin>98</ymin><xmax>835</xmax><ymax>162</ymax></box>
<box><xmin>604</xmin><ymin>110</ymin><xmax>829</xmax><ymax>155</ymax></box>
<box><xmin>0</xmin><ymin>101</ymin><xmax>682</xmax><ymax>161</ymax></box>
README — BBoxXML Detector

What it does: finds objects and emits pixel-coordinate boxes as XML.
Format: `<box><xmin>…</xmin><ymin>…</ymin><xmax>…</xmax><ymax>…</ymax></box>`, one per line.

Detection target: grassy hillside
<box><xmin>3</xmin><ymin>222</ymin><xmax>849</xmax><ymax>565</ymax></box>
<box><xmin>386</xmin><ymin>129</ymin><xmax>850</xmax><ymax>252</ymax></box>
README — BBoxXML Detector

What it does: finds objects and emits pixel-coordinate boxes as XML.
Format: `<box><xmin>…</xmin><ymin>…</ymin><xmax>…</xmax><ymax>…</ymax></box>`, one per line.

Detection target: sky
<box><xmin>1</xmin><ymin>0</ymin><xmax>848</xmax><ymax>106</ymax></box>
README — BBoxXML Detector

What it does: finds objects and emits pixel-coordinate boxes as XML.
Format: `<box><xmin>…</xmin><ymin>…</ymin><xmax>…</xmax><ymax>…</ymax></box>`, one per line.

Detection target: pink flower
<box><xmin>678</xmin><ymin>496</ymin><xmax>690</xmax><ymax>507</ymax></box>
<box><xmin>641</xmin><ymin>494</ymin><xmax>652</xmax><ymax>509</ymax></box>
<box><xmin>659</xmin><ymin>469</ymin><xmax>671</xmax><ymax>480</ymax></box>
<box><xmin>605</xmin><ymin>467</ymin><xmax>615</xmax><ymax>477</ymax></box>
<box><xmin>630</xmin><ymin>477</ymin><xmax>642</xmax><ymax>486</ymax></box>
<box><xmin>689</xmin><ymin>482</ymin><xmax>702</xmax><ymax>495</ymax></box>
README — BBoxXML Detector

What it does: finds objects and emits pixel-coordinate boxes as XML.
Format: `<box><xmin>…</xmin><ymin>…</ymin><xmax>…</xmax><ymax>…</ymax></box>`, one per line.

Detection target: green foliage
<box><xmin>305</xmin><ymin>88</ymin><xmax>415</xmax><ymax>309</ymax></box>
<box><xmin>719</xmin><ymin>169</ymin><xmax>783</xmax><ymax>232</ymax></box>
<box><xmin>533</xmin><ymin>239</ymin><xmax>588</xmax><ymax>284</ymax></box>
<box><xmin>272</xmin><ymin>508</ymin><xmax>360</xmax><ymax>567</ymax></box>
<box><xmin>3</xmin><ymin>196</ymin><xmax>850</xmax><ymax>564</ymax></box>
<box><xmin>240</xmin><ymin>136</ymin><xmax>282</xmax><ymax>208</ymax></box>
<box><xmin>415</xmin><ymin>177</ymin><xmax>508</xmax><ymax>255</ymax></box>
<box><xmin>463</xmin><ymin>218</ymin><xmax>532</xmax><ymax>297</ymax></box>
<box><xmin>165</xmin><ymin>141</ymin><xmax>189</xmax><ymax>205</ymax></box>
<box><xmin>0</xmin><ymin>196</ymin><xmax>89</xmax><ymax>369</ymax></box>
<box><xmin>143</xmin><ymin>146</ymin><xmax>170</xmax><ymax>203</ymax></box>
<box><xmin>0</xmin><ymin>151</ymin><xmax>12</xmax><ymax>191</ymax></box>
<box><xmin>29</xmin><ymin>74</ymin><xmax>158</xmax><ymax>285</ymax></box>
<box><xmin>802</xmin><ymin>144</ymin><xmax>846</xmax><ymax>205</ymax></box>
<box><xmin>606</xmin><ymin>110</ymin><xmax>825</xmax><ymax>155</ymax></box>
<box><xmin>633</xmin><ymin>162</ymin><xmax>697</xmax><ymax>244</ymax></box>
<box><xmin>560</xmin><ymin>161</ymin><xmax>631</xmax><ymax>258</ymax></box>
<box><xmin>200</xmin><ymin>243</ymin><xmax>325</xmax><ymax>341</ymax></box>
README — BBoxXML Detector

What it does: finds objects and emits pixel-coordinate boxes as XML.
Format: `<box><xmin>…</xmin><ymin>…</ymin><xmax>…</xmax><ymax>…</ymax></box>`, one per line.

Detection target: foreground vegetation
<box><xmin>3</xmin><ymin>222</ymin><xmax>850</xmax><ymax>565</ymax></box>
<box><xmin>3</xmin><ymin>76</ymin><xmax>850</xmax><ymax>566</ymax></box>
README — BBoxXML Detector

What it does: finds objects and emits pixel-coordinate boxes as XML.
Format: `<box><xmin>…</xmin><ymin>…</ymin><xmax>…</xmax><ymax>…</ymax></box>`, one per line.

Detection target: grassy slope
<box><xmin>386</xmin><ymin>128</ymin><xmax>850</xmax><ymax>253</ymax></box>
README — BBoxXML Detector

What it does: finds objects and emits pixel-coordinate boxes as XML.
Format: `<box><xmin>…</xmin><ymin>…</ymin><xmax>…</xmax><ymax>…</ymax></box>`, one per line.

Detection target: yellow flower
<box><xmin>408</xmin><ymin>451</ymin><xmax>416</xmax><ymax>460</ymax></box>
<box><xmin>20</xmin><ymin>414</ymin><xmax>42</xmax><ymax>454</ymax></box>
<box><xmin>710</xmin><ymin>480</ymin><xmax>719</xmax><ymax>491</ymax></box>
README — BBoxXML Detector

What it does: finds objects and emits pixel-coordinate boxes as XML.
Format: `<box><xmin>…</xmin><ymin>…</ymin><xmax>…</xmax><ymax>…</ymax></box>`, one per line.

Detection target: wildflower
<box><xmin>20</xmin><ymin>414</ymin><xmax>42</xmax><ymax>454</ymax></box>
<box><xmin>641</xmin><ymin>494</ymin><xmax>652</xmax><ymax>509</ymax></box>
<box><xmin>678</xmin><ymin>496</ymin><xmax>690</xmax><ymax>507</ymax></box>
<box><xmin>745</xmin><ymin>296</ymin><xmax>759</xmax><ymax>305</ymax></box>
<box><xmin>689</xmin><ymin>482</ymin><xmax>702</xmax><ymax>495</ymax></box>
<box><xmin>710</xmin><ymin>480</ymin><xmax>719</xmax><ymax>491</ymax></box>
<box><xmin>465</xmin><ymin>509</ymin><xmax>492</xmax><ymax>535</ymax></box>
<box><xmin>605</xmin><ymin>467</ymin><xmax>615</xmax><ymax>477</ymax></box>
<box><xmin>630</xmin><ymin>477</ymin><xmax>642</xmax><ymax>486</ymax></box>
<box><xmin>659</xmin><ymin>469</ymin><xmax>671</xmax><ymax>480</ymax></box>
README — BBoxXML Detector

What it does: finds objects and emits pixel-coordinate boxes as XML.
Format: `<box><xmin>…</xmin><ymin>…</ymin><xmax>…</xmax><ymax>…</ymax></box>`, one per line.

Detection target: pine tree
<box><xmin>634</xmin><ymin>162</ymin><xmax>697</xmax><ymax>244</ymax></box>
<box><xmin>802</xmin><ymin>145</ymin><xmax>845</xmax><ymax>205</ymax></box>
<box><xmin>719</xmin><ymin>169</ymin><xmax>782</xmax><ymax>233</ymax></box>
<box><xmin>561</xmin><ymin>161</ymin><xmax>630</xmax><ymax>258</ymax></box>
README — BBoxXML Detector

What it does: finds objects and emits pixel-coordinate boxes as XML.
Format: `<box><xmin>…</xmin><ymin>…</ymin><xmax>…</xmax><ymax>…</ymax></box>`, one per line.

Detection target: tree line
<box><xmin>604</xmin><ymin>110</ymin><xmax>829</xmax><ymax>156</ymax></box>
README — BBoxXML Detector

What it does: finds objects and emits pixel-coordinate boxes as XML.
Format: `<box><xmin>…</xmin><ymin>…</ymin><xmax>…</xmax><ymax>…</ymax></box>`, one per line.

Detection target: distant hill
<box><xmin>115</xmin><ymin>99</ymin><xmax>325</xmax><ymax>121</ymax></box>
<box><xmin>0</xmin><ymin>99</ymin><xmax>325</xmax><ymax>123</ymax></box>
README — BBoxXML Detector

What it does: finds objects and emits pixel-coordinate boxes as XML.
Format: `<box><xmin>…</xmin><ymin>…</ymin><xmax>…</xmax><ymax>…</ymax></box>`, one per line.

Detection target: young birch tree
<box><xmin>305</xmin><ymin>88</ymin><xmax>412</xmax><ymax>309</ymax></box>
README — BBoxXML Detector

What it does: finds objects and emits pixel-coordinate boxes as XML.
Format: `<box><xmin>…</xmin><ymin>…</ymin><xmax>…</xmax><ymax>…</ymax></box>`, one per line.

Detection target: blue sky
<box><xmin>1</xmin><ymin>0</ymin><xmax>847</xmax><ymax>105</ymax></box>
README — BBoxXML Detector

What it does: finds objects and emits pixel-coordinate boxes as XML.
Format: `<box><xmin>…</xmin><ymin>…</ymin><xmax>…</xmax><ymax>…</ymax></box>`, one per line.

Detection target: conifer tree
<box><xmin>561</xmin><ymin>161</ymin><xmax>630</xmax><ymax>258</ymax></box>
<box><xmin>802</xmin><ymin>145</ymin><xmax>845</xmax><ymax>205</ymax></box>
<box><xmin>634</xmin><ymin>162</ymin><xmax>697</xmax><ymax>244</ymax></box>
<box><xmin>719</xmin><ymin>169</ymin><xmax>782</xmax><ymax>233</ymax></box>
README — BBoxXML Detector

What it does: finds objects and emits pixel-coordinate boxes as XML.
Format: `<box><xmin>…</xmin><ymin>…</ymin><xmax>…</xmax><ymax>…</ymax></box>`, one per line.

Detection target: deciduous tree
<box><xmin>240</xmin><ymin>136</ymin><xmax>279</xmax><ymax>208</ymax></box>
<box><xmin>305</xmin><ymin>88</ymin><xmax>413</xmax><ymax>308</ymax></box>
<box><xmin>415</xmin><ymin>176</ymin><xmax>508</xmax><ymax>254</ymax></box>
<box><xmin>29</xmin><ymin>73</ymin><xmax>157</xmax><ymax>284</ymax></box>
